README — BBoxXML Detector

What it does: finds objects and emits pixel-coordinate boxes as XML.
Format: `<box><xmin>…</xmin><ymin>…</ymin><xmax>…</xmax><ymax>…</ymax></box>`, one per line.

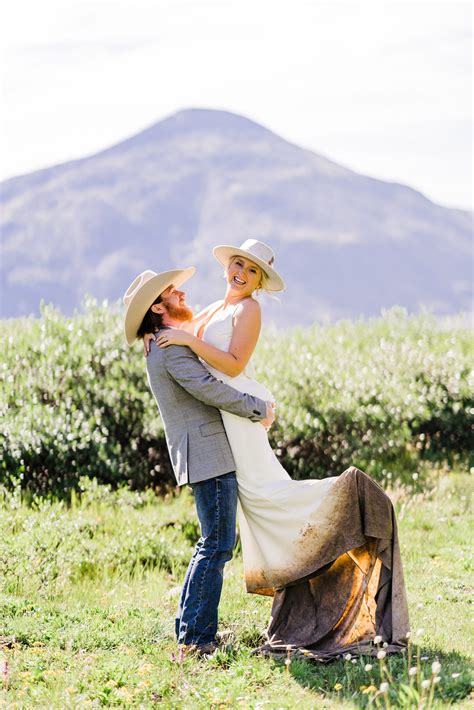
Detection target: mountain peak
<box><xmin>113</xmin><ymin>107</ymin><xmax>282</xmax><ymax>153</ymax></box>
<box><xmin>1</xmin><ymin>108</ymin><xmax>471</xmax><ymax>321</ymax></box>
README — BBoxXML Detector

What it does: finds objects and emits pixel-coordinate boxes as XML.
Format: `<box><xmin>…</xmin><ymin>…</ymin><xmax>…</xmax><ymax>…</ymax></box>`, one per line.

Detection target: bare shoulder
<box><xmin>234</xmin><ymin>297</ymin><xmax>261</xmax><ymax>319</ymax></box>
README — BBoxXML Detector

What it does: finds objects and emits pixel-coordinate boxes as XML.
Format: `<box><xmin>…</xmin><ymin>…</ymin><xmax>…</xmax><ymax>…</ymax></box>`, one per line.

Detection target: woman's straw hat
<box><xmin>213</xmin><ymin>239</ymin><xmax>285</xmax><ymax>291</ymax></box>
<box><xmin>123</xmin><ymin>267</ymin><xmax>195</xmax><ymax>345</ymax></box>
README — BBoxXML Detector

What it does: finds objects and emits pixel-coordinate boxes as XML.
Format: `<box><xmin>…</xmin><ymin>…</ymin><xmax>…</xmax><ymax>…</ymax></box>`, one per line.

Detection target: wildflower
<box><xmin>364</xmin><ymin>664</ymin><xmax>373</xmax><ymax>672</ymax></box>
<box><xmin>362</xmin><ymin>685</ymin><xmax>377</xmax><ymax>694</ymax></box>
<box><xmin>284</xmin><ymin>658</ymin><xmax>291</xmax><ymax>667</ymax></box>
<box><xmin>417</xmin><ymin>602</ymin><xmax>423</xmax><ymax>609</ymax></box>
<box><xmin>334</xmin><ymin>683</ymin><xmax>343</xmax><ymax>691</ymax></box>
<box><xmin>416</xmin><ymin>628</ymin><xmax>425</xmax><ymax>637</ymax></box>
<box><xmin>138</xmin><ymin>663</ymin><xmax>154</xmax><ymax>676</ymax></box>
<box><xmin>451</xmin><ymin>672</ymin><xmax>461</xmax><ymax>679</ymax></box>
<box><xmin>377</xmin><ymin>650</ymin><xmax>386</xmax><ymax>660</ymax></box>
<box><xmin>351</xmin><ymin>658</ymin><xmax>357</xmax><ymax>664</ymax></box>
<box><xmin>1</xmin><ymin>659</ymin><xmax>9</xmax><ymax>687</ymax></box>
<box><xmin>432</xmin><ymin>661</ymin><xmax>441</xmax><ymax>675</ymax></box>
<box><xmin>421</xmin><ymin>656</ymin><xmax>429</xmax><ymax>661</ymax></box>
<box><xmin>373</xmin><ymin>635</ymin><xmax>383</xmax><ymax>644</ymax></box>
<box><xmin>383</xmin><ymin>642</ymin><xmax>388</xmax><ymax>648</ymax></box>
<box><xmin>117</xmin><ymin>687</ymin><xmax>133</xmax><ymax>700</ymax></box>
<box><xmin>421</xmin><ymin>679</ymin><xmax>431</xmax><ymax>689</ymax></box>
<box><xmin>344</xmin><ymin>653</ymin><xmax>352</xmax><ymax>660</ymax></box>
<box><xmin>405</xmin><ymin>631</ymin><xmax>411</xmax><ymax>639</ymax></box>
<box><xmin>409</xmin><ymin>667</ymin><xmax>417</xmax><ymax>676</ymax></box>
<box><xmin>379</xmin><ymin>682</ymin><xmax>389</xmax><ymax>693</ymax></box>
<box><xmin>433</xmin><ymin>676</ymin><xmax>441</xmax><ymax>684</ymax></box>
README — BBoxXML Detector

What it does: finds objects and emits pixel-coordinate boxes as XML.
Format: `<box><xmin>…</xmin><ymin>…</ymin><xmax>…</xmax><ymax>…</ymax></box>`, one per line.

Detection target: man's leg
<box><xmin>176</xmin><ymin>471</ymin><xmax>237</xmax><ymax>646</ymax></box>
<box><xmin>175</xmin><ymin>538</ymin><xmax>203</xmax><ymax>640</ymax></box>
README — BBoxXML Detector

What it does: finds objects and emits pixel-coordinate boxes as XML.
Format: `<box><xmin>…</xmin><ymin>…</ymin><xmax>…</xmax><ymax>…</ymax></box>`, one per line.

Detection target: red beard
<box><xmin>164</xmin><ymin>301</ymin><xmax>193</xmax><ymax>322</ymax></box>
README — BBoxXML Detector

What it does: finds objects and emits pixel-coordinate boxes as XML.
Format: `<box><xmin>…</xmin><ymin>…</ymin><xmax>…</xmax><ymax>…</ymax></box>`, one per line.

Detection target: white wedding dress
<box><xmin>201</xmin><ymin>301</ymin><xmax>410</xmax><ymax>658</ymax></box>
<box><xmin>202</xmin><ymin>303</ymin><xmax>339</xmax><ymax>594</ymax></box>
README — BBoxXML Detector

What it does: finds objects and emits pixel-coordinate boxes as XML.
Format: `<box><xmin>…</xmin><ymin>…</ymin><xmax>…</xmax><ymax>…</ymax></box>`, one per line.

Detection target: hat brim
<box><xmin>124</xmin><ymin>267</ymin><xmax>195</xmax><ymax>346</ymax></box>
<box><xmin>212</xmin><ymin>246</ymin><xmax>285</xmax><ymax>292</ymax></box>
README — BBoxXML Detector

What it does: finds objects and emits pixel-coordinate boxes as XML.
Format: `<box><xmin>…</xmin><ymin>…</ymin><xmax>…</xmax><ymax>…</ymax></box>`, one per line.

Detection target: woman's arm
<box><xmin>156</xmin><ymin>298</ymin><xmax>261</xmax><ymax>377</ymax></box>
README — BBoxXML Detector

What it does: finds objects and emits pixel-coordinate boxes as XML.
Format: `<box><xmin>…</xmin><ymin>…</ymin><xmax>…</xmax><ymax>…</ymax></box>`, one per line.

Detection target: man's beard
<box><xmin>164</xmin><ymin>301</ymin><xmax>193</xmax><ymax>322</ymax></box>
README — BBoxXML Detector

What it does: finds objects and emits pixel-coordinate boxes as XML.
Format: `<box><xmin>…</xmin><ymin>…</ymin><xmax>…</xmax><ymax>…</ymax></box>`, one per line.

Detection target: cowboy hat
<box><xmin>212</xmin><ymin>239</ymin><xmax>285</xmax><ymax>291</ymax></box>
<box><xmin>123</xmin><ymin>267</ymin><xmax>195</xmax><ymax>346</ymax></box>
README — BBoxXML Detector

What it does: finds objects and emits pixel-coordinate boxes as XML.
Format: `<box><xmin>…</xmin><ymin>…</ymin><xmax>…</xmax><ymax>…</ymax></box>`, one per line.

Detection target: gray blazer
<box><xmin>146</xmin><ymin>328</ymin><xmax>267</xmax><ymax>486</ymax></box>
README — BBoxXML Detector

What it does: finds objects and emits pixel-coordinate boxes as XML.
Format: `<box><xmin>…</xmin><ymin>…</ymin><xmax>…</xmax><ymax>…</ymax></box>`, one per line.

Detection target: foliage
<box><xmin>1</xmin><ymin>301</ymin><xmax>472</xmax><ymax>495</ymax></box>
<box><xmin>0</xmin><ymin>472</ymin><xmax>473</xmax><ymax>708</ymax></box>
<box><xmin>256</xmin><ymin>309</ymin><xmax>473</xmax><ymax>482</ymax></box>
<box><xmin>1</xmin><ymin>300</ymin><xmax>171</xmax><ymax>496</ymax></box>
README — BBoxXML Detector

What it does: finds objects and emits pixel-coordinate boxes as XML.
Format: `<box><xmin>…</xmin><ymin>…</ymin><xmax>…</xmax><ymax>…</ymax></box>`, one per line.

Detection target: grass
<box><xmin>0</xmin><ymin>471</ymin><xmax>473</xmax><ymax>708</ymax></box>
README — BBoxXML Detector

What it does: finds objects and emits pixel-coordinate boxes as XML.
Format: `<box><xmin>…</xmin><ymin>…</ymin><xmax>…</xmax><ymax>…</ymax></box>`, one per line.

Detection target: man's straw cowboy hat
<box><xmin>123</xmin><ymin>267</ymin><xmax>195</xmax><ymax>345</ymax></box>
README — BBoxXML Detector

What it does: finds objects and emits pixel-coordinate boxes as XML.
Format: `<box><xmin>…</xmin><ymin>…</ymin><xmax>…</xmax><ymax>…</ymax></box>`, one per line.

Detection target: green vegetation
<box><xmin>1</xmin><ymin>304</ymin><xmax>472</xmax><ymax>704</ymax></box>
<box><xmin>1</xmin><ymin>472</ymin><xmax>473</xmax><ymax>708</ymax></box>
<box><xmin>1</xmin><ymin>302</ymin><xmax>472</xmax><ymax>495</ymax></box>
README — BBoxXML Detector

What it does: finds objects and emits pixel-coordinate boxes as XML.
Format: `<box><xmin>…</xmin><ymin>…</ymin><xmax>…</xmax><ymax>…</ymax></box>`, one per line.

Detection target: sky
<box><xmin>0</xmin><ymin>0</ymin><xmax>472</xmax><ymax>209</ymax></box>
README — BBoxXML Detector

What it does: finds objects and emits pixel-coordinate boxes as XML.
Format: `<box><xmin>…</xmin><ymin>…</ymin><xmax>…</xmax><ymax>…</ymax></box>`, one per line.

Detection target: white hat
<box><xmin>213</xmin><ymin>239</ymin><xmax>285</xmax><ymax>291</ymax></box>
<box><xmin>123</xmin><ymin>267</ymin><xmax>195</xmax><ymax>346</ymax></box>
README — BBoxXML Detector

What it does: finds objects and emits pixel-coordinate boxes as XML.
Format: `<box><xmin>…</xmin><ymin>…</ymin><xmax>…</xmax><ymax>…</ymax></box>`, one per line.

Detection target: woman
<box><xmin>145</xmin><ymin>239</ymin><xmax>410</xmax><ymax>661</ymax></box>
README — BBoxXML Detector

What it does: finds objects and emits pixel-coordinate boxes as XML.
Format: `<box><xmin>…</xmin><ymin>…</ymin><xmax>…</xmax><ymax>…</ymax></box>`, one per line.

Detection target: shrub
<box><xmin>1</xmin><ymin>302</ymin><xmax>472</xmax><ymax>496</ymax></box>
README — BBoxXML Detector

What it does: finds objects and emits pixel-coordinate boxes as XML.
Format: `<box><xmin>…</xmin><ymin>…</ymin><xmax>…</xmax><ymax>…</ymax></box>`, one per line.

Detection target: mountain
<box><xmin>1</xmin><ymin>108</ymin><xmax>472</xmax><ymax>324</ymax></box>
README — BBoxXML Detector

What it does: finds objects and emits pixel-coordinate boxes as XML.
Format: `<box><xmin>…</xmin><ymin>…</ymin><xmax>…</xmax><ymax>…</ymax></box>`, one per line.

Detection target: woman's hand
<box><xmin>156</xmin><ymin>330</ymin><xmax>195</xmax><ymax>349</ymax></box>
<box><xmin>143</xmin><ymin>333</ymin><xmax>156</xmax><ymax>357</ymax></box>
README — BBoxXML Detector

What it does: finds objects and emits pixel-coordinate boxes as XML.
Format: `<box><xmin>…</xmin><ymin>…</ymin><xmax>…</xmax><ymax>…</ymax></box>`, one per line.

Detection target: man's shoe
<box><xmin>178</xmin><ymin>642</ymin><xmax>218</xmax><ymax>659</ymax></box>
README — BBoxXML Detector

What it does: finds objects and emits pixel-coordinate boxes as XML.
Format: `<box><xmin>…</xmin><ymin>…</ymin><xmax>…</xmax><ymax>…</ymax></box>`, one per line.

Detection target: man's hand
<box><xmin>261</xmin><ymin>401</ymin><xmax>275</xmax><ymax>431</ymax></box>
<box><xmin>143</xmin><ymin>333</ymin><xmax>156</xmax><ymax>357</ymax></box>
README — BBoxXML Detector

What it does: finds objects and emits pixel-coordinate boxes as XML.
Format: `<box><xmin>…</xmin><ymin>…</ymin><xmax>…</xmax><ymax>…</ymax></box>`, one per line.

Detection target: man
<box><xmin>123</xmin><ymin>267</ymin><xmax>274</xmax><ymax>657</ymax></box>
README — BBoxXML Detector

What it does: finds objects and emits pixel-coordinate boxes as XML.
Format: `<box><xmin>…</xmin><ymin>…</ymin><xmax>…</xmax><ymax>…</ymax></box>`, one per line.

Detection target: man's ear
<box><xmin>151</xmin><ymin>302</ymin><xmax>165</xmax><ymax>315</ymax></box>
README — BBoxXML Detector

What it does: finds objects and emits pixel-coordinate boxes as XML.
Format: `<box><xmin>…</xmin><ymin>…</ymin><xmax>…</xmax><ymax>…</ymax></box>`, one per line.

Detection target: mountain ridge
<box><xmin>1</xmin><ymin>108</ymin><xmax>471</xmax><ymax>322</ymax></box>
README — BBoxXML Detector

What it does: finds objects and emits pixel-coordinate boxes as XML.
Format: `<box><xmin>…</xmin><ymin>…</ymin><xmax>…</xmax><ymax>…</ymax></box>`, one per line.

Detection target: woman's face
<box><xmin>227</xmin><ymin>256</ymin><xmax>262</xmax><ymax>298</ymax></box>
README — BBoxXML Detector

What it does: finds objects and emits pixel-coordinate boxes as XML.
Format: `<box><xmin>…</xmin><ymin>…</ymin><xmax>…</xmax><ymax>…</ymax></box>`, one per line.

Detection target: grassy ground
<box><xmin>0</xmin><ymin>472</ymin><xmax>472</xmax><ymax>708</ymax></box>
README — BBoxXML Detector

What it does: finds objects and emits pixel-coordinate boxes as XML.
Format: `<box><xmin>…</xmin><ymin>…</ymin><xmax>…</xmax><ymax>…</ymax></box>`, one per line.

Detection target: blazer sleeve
<box><xmin>162</xmin><ymin>345</ymin><xmax>267</xmax><ymax>422</ymax></box>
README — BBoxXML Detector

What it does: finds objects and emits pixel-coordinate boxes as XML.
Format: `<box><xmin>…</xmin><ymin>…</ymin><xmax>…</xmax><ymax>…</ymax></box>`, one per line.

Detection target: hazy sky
<box><xmin>1</xmin><ymin>0</ymin><xmax>472</xmax><ymax>209</ymax></box>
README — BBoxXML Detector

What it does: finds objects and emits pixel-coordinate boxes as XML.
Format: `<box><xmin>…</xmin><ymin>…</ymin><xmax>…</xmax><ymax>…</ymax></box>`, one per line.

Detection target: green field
<box><xmin>1</xmin><ymin>307</ymin><xmax>473</xmax><ymax>706</ymax></box>
<box><xmin>1</xmin><ymin>471</ymin><xmax>472</xmax><ymax>708</ymax></box>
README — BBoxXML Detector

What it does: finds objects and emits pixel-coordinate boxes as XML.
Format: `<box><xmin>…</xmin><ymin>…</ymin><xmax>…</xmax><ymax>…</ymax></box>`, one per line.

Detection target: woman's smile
<box><xmin>227</xmin><ymin>256</ymin><xmax>262</xmax><ymax>297</ymax></box>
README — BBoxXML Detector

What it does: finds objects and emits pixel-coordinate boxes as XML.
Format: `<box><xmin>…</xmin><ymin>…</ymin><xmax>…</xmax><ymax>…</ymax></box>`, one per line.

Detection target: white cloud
<box><xmin>0</xmin><ymin>0</ymin><xmax>472</xmax><ymax>208</ymax></box>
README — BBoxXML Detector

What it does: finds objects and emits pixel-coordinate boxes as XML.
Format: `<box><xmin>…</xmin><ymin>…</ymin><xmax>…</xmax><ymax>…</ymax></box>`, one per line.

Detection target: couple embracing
<box><xmin>123</xmin><ymin>239</ymin><xmax>410</xmax><ymax>661</ymax></box>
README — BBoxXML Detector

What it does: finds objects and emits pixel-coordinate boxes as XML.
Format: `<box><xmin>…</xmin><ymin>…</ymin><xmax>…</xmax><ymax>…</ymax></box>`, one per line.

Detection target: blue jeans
<box><xmin>175</xmin><ymin>471</ymin><xmax>238</xmax><ymax>646</ymax></box>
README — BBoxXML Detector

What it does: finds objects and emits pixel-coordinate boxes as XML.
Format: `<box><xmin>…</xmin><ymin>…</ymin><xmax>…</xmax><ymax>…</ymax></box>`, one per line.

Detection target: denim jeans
<box><xmin>175</xmin><ymin>471</ymin><xmax>238</xmax><ymax>646</ymax></box>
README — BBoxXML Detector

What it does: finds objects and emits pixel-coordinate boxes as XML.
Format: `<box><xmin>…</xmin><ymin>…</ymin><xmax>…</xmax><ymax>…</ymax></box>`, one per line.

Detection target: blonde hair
<box><xmin>256</xmin><ymin>269</ymin><xmax>270</xmax><ymax>294</ymax></box>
